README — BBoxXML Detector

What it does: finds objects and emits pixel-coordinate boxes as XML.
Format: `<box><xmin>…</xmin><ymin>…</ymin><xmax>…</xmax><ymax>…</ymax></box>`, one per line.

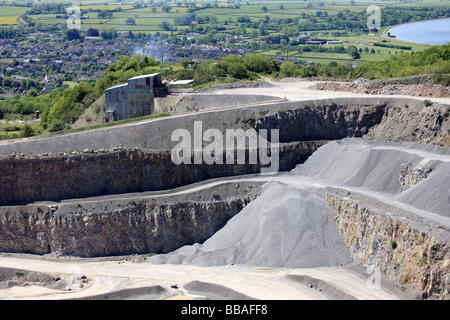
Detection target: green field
<box><xmin>0</xmin><ymin>5</ymin><xmax>28</xmax><ymax>25</ymax></box>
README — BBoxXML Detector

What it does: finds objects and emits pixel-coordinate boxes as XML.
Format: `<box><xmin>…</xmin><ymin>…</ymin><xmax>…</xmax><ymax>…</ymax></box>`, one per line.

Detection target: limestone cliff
<box><xmin>0</xmin><ymin>141</ymin><xmax>322</xmax><ymax>205</ymax></box>
<box><xmin>0</xmin><ymin>190</ymin><xmax>258</xmax><ymax>257</ymax></box>
<box><xmin>327</xmin><ymin>194</ymin><xmax>450</xmax><ymax>300</ymax></box>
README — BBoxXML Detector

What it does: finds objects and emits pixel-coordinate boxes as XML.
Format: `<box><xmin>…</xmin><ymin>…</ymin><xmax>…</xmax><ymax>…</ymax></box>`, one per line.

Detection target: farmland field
<box><xmin>0</xmin><ymin>5</ymin><xmax>28</xmax><ymax>25</ymax></box>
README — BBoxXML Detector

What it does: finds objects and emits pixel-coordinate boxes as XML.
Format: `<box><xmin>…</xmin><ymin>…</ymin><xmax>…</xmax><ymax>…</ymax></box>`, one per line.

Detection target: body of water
<box><xmin>388</xmin><ymin>18</ymin><xmax>450</xmax><ymax>45</ymax></box>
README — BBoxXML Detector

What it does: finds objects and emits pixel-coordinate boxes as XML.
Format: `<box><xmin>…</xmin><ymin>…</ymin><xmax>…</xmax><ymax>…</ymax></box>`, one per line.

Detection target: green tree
<box><xmin>159</xmin><ymin>21</ymin><xmax>171</xmax><ymax>31</ymax></box>
<box><xmin>227</xmin><ymin>63</ymin><xmax>248</xmax><ymax>79</ymax></box>
<box><xmin>47</xmin><ymin>82</ymin><xmax>94</xmax><ymax>125</ymax></box>
<box><xmin>280</xmin><ymin>61</ymin><xmax>297</xmax><ymax>77</ymax></box>
<box><xmin>97</xmin><ymin>10</ymin><xmax>113</xmax><ymax>19</ymax></box>
<box><xmin>162</xmin><ymin>5</ymin><xmax>172</xmax><ymax>13</ymax></box>
<box><xmin>347</xmin><ymin>45</ymin><xmax>361</xmax><ymax>59</ymax></box>
<box><xmin>243</xmin><ymin>53</ymin><xmax>275</xmax><ymax>73</ymax></box>
<box><xmin>87</xmin><ymin>28</ymin><xmax>99</xmax><ymax>37</ymax></box>
<box><xmin>66</xmin><ymin>29</ymin><xmax>81</xmax><ymax>41</ymax></box>
<box><xmin>126</xmin><ymin>18</ymin><xmax>136</xmax><ymax>25</ymax></box>
<box><xmin>2</xmin><ymin>76</ymin><xmax>14</xmax><ymax>88</ymax></box>
<box><xmin>21</xmin><ymin>124</ymin><xmax>35</xmax><ymax>138</ymax></box>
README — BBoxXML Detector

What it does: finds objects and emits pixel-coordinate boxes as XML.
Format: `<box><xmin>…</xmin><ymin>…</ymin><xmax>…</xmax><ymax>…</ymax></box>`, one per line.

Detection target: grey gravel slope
<box><xmin>148</xmin><ymin>138</ymin><xmax>449</xmax><ymax>268</ymax></box>
<box><xmin>294</xmin><ymin>139</ymin><xmax>450</xmax><ymax>217</ymax></box>
<box><xmin>148</xmin><ymin>182</ymin><xmax>353</xmax><ymax>268</ymax></box>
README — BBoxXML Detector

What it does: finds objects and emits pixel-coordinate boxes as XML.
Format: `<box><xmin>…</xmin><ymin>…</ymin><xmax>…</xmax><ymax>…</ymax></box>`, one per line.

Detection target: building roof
<box><xmin>105</xmin><ymin>73</ymin><xmax>163</xmax><ymax>91</ymax></box>
<box><xmin>106</xmin><ymin>83</ymin><xmax>128</xmax><ymax>91</ymax></box>
<box><xmin>128</xmin><ymin>73</ymin><xmax>160</xmax><ymax>81</ymax></box>
<box><xmin>168</xmin><ymin>79</ymin><xmax>194</xmax><ymax>86</ymax></box>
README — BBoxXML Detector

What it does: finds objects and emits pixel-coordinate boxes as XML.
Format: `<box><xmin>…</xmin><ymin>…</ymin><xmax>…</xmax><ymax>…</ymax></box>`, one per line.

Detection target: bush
<box><xmin>280</xmin><ymin>61</ymin><xmax>297</xmax><ymax>77</ymax></box>
<box><xmin>227</xmin><ymin>63</ymin><xmax>248</xmax><ymax>79</ymax></box>
<box><xmin>243</xmin><ymin>53</ymin><xmax>276</xmax><ymax>74</ymax></box>
<box><xmin>21</xmin><ymin>124</ymin><xmax>35</xmax><ymax>137</ymax></box>
<box><xmin>423</xmin><ymin>99</ymin><xmax>433</xmax><ymax>107</ymax></box>
<box><xmin>3</xmin><ymin>124</ymin><xmax>21</xmax><ymax>132</ymax></box>
<box><xmin>391</xmin><ymin>240</ymin><xmax>398</xmax><ymax>249</ymax></box>
<box><xmin>211</xmin><ymin>190</ymin><xmax>221</xmax><ymax>200</ymax></box>
<box><xmin>49</xmin><ymin>121</ymin><xmax>66</xmax><ymax>132</ymax></box>
<box><xmin>434</xmin><ymin>73</ymin><xmax>450</xmax><ymax>86</ymax></box>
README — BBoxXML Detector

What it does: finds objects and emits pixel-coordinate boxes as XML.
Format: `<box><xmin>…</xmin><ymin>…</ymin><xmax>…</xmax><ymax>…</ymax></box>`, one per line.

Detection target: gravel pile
<box><xmin>148</xmin><ymin>138</ymin><xmax>450</xmax><ymax>268</ymax></box>
<box><xmin>148</xmin><ymin>181</ymin><xmax>353</xmax><ymax>268</ymax></box>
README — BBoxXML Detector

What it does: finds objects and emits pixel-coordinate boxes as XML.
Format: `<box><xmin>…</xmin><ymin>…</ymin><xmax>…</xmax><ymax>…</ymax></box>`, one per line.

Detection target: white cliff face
<box><xmin>0</xmin><ymin>186</ymin><xmax>260</xmax><ymax>257</ymax></box>
<box><xmin>327</xmin><ymin>195</ymin><xmax>450</xmax><ymax>300</ymax></box>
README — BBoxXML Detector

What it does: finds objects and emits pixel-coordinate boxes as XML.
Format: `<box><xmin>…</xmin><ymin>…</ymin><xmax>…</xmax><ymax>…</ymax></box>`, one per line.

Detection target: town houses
<box><xmin>0</xmin><ymin>31</ymin><xmax>133</xmax><ymax>98</ymax></box>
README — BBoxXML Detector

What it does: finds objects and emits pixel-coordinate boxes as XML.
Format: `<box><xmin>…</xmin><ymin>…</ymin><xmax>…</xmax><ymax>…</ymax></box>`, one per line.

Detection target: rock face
<box><xmin>1</xmin><ymin>97</ymin><xmax>446</xmax><ymax>156</ymax></box>
<box><xmin>327</xmin><ymin>195</ymin><xmax>450</xmax><ymax>300</ymax></box>
<box><xmin>399</xmin><ymin>161</ymin><xmax>433</xmax><ymax>190</ymax></box>
<box><xmin>0</xmin><ymin>141</ymin><xmax>323</xmax><ymax>205</ymax></box>
<box><xmin>362</xmin><ymin>102</ymin><xmax>449</xmax><ymax>146</ymax></box>
<box><xmin>314</xmin><ymin>77</ymin><xmax>450</xmax><ymax>98</ymax></box>
<box><xmin>255</xmin><ymin>103</ymin><xmax>387</xmax><ymax>142</ymax></box>
<box><xmin>0</xmin><ymin>96</ymin><xmax>448</xmax><ymax>303</ymax></box>
<box><xmin>0</xmin><ymin>190</ymin><xmax>258</xmax><ymax>257</ymax></box>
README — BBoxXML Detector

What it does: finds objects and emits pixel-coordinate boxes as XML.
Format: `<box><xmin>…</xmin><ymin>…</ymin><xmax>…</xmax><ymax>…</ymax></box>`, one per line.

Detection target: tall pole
<box><xmin>160</xmin><ymin>41</ymin><xmax>164</xmax><ymax>70</ymax></box>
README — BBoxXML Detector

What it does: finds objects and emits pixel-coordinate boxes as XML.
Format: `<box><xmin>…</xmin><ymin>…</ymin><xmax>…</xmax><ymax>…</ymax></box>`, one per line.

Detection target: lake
<box><xmin>388</xmin><ymin>18</ymin><xmax>450</xmax><ymax>45</ymax></box>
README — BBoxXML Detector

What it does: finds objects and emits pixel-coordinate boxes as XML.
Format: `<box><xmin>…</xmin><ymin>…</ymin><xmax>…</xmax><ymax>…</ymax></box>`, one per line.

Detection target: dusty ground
<box><xmin>213</xmin><ymin>79</ymin><xmax>450</xmax><ymax>105</ymax></box>
<box><xmin>0</xmin><ymin>255</ymin><xmax>409</xmax><ymax>300</ymax></box>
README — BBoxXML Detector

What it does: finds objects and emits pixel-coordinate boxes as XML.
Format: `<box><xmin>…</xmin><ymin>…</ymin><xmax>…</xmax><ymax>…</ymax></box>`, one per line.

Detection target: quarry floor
<box><xmin>1</xmin><ymin>162</ymin><xmax>445</xmax><ymax>300</ymax></box>
<box><xmin>0</xmin><ymin>255</ymin><xmax>408</xmax><ymax>300</ymax></box>
<box><xmin>212</xmin><ymin>79</ymin><xmax>450</xmax><ymax>105</ymax></box>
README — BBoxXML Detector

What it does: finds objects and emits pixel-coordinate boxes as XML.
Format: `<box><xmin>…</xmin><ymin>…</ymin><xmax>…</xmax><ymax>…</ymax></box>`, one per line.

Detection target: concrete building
<box><xmin>105</xmin><ymin>73</ymin><xmax>167</xmax><ymax>121</ymax></box>
<box><xmin>326</xmin><ymin>40</ymin><xmax>343</xmax><ymax>45</ymax></box>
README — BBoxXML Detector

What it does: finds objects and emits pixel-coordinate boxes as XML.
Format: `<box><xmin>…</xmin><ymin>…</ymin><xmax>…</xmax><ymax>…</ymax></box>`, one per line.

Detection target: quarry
<box><xmin>0</xmin><ymin>79</ymin><xmax>449</xmax><ymax>300</ymax></box>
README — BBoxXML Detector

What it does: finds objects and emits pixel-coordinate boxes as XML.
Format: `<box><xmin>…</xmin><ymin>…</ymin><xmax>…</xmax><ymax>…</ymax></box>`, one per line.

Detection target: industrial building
<box><xmin>105</xmin><ymin>73</ymin><xmax>167</xmax><ymax>121</ymax></box>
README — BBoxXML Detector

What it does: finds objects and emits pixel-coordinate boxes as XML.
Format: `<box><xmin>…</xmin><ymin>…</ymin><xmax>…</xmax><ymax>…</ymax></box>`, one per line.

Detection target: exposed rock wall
<box><xmin>327</xmin><ymin>195</ymin><xmax>450</xmax><ymax>300</ymax></box>
<box><xmin>314</xmin><ymin>78</ymin><xmax>450</xmax><ymax>98</ymax></box>
<box><xmin>0</xmin><ymin>195</ymin><xmax>256</xmax><ymax>257</ymax></box>
<box><xmin>255</xmin><ymin>103</ymin><xmax>387</xmax><ymax>142</ymax></box>
<box><xmin>0</xmin><ymin>97</ymin><xmax>440</xmax><ymax>156</ymax></box>
<box><xmin>0</xmin><ymin>141</ymin><xmax>323</xmax><ymax>205</ymax></box>
<box><xmin>362</xmin><ymin>102</ymin><xmax>449</xmax><ymax>146</ymax></box>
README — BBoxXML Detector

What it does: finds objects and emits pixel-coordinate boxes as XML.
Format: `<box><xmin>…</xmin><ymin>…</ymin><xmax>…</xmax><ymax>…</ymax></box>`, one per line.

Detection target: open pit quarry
<box><xmin>0</xmin><ymin>80</ymin><xmax>449</xmax><ymax>301</ymax></box>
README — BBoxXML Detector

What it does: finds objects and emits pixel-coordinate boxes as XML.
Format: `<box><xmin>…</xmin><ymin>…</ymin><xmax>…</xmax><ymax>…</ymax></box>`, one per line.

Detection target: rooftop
<box><xmin>168</xmin><ymin>79</ymin><xmax>194</xmax><ymax>86</ymax></box>
<box><xmin>128</xmin><ymin>73</ymin><xmax>160</xmax><ymax>81</ymax></box>
<box><xmin>106</xmin><ymin>83</ymin><xmax>128</xmax><ymax>91</ymax></box>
